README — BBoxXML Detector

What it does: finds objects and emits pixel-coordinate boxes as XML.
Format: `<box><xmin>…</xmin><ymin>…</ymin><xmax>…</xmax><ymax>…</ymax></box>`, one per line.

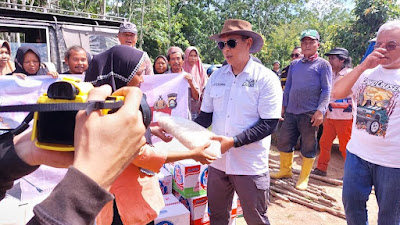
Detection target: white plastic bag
<box><xmin>157</xmin><ymin>113</ymin><xmax>221</xmax><ymax>158</ymax></box>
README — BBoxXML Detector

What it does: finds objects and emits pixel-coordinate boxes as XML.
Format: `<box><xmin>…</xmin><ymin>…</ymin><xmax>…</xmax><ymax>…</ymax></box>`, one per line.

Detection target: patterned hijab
<box><xmin>84</xmin><ymin>45</ymin><xmax>145</xmax><ymax>91</ymax></box>
<box><xmin>182</xmin><ymin>46</ymin><xmax>207</xmax><ymax>91</ymax></box>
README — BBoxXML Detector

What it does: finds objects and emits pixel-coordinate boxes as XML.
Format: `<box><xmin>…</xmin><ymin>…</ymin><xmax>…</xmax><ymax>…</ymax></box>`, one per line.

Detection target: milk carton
<box><xmin>172</xmin><ymin>159</ymin><xmax>208</xmax><ymax>198</ymax></box>
<box><xmin>154</xmin><ymin>194</ymin><xmax>190</xmax><ymax>225</ymax></box>
<box><xmin>163</xmin><ymin>162</ymin><xmax>175</xmax><ymax>175</ymax></box>
<box><xmin>173</xmin><ymin>191</ymin><xmax>238</xmax><ymax>225</ymax></box>
<box><xmin>230</xmin><ymin>193</ymin><xmax>238</xmax><ymax>224</ymax></box>
<box><xmin>158</xmin><ymin>167</ymin><xmax>173</xmax><ymax>195</ymax></box>
<box><xmin>236</xmin><ymin>197</ymin><xmax>243</xmax><ymax>218</ymax></box>
<box><xmin>173</xmin><ymin>191</ymin><xmax>208</xmax><ymax>225</ymax></box>
<box><xmin>229</xmin><ymin>217</ymin><xmax>237</xmax><ymax>225</ymax></box>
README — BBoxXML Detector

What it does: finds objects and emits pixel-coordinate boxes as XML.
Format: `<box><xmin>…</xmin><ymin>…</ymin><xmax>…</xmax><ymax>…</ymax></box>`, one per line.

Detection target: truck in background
<box><xmin>0</xmin><ymin>2</ymin><xmax>126</xmax><ymax>73</ymax></box>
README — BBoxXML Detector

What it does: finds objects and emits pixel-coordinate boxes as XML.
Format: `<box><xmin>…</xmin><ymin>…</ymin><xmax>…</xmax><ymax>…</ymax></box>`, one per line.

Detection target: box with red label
<box><xmin>230</xmin><ymin>193</ymin><xmax>238</xmax><ymax>224</ymax></box>
<box><xmin>154</xmin><ymin>194</ymin><xmax>190</xmax><ymax>225</ymax></box>
<box><xmin>173</xmin><ymin>190</ymin><xmax>237</xmax><ymax>225</ymax></box>
<box><xmin>172</xmin><ymin>159</ymin><xmax>208</xmax><ymax>198</ymax></box>
<box><xmin>157</xmin><ymin>167</ymin><xmax>173</xmax><ymax>195</ymax></box>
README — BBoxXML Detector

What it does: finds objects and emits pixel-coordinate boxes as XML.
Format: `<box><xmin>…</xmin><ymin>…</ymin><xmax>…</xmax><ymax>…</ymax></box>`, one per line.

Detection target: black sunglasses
<box><xmin>290</xmin><ymin>53</ymin><xmax>301</xmax><ymax>58</ymax></box>
<box><xmin>217</xmin><ymin>39</ymin><xmax>238</xmax><ymax>50</ymax></box>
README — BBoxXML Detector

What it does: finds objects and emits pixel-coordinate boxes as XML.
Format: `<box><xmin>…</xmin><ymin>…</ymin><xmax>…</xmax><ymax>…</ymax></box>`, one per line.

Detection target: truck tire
<box><xmin>366</xmin><ymin>120</ymin><xmax>380</xmax><ymax>134</ymax></box>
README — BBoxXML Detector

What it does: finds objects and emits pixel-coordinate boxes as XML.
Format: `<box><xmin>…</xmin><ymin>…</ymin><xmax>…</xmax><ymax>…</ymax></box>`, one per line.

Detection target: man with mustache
<box><xmin>195</xmin><ymin>19</ymin><xmax>282</xmax><ymax>224</ymax></box>
<box><xmin>333</xmin><ymin>19</ymin><xmax>400</xmax><ymax>225</ymax></box>
<box><xmin>63</xmin><ymin>46</ymin><xmax>89</xmax><ymax>75</ymax></box>
<box><xmin>280</xmin><ymin>46</ymin><xmax>303</xmax><ymax>89</ymax></box>
<box><xmin>167</xmin><ymin>46</ymin><xmax>200</xmax><ymax>119</ymax></box>
<box><xmin>272</xmin><ymin>29</ymin><xmax>332</xmax><ymax>191</ymax></box>
<box><xmin>118</xmin><ymin>22</ymin><xmax>154</xmax><ymax>75</ymax></box>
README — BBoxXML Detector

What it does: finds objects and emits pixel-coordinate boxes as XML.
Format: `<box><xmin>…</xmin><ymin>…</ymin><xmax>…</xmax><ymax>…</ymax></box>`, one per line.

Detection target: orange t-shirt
<box><xmin>96</xmin><ymin>144</ymin><xmax>168</xmax><ymax>225</ymax></box>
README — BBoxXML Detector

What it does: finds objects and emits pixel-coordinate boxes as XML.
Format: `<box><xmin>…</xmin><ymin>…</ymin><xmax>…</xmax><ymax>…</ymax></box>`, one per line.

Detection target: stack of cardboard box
<box><xmin>155</xmin><ymin>166</ymin><xmax>190</xmax><ymax>224</ymax></box>
<box><xmin>157</xmin><ymin>159</ymin><xmax>240</xmax><ymax>225</ymax></box>
<box><xmin>154</xmin><ymin>194</ymin><xmax>190</xmax><ymax>225</ymax></box>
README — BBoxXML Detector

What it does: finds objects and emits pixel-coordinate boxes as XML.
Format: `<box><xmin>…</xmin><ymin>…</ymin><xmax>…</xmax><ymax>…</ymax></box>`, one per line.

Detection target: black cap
<box><xmin>324</xmin><ymin>47</ymin><xmax>349</xmax><ymax>58</ymax></box>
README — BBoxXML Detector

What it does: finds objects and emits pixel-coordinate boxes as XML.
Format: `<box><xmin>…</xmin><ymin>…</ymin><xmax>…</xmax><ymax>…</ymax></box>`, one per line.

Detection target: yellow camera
<box><xmin>31</xmin><ymin>77</ymin><xmax>151</xmax><ymax>152</ymax></box>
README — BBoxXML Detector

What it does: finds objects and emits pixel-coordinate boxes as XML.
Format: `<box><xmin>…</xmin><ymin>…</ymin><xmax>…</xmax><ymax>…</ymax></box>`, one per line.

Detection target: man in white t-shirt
<box><xmin>195</xmin><ymin>19</ymin><xmax>282</xmax><ymax>225</ymax></box>
<box><xmin>312</xmin><ymin>47</ymin><xmax>353</xmax><ymax>177</ymax></box>
<box><xmin>332</xmin><ymin>20</ymin><xmax>400</xmax><ymax>225</ymax></box>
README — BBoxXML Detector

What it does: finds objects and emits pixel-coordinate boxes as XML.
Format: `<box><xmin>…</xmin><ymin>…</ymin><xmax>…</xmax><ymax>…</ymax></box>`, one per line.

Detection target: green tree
<box><xmin>179</xmin><ymin>1</ymin><xmax>223</xmax><ymax>64</ymax></box>
<box><xmin>333</xmin><ymin>0</ymin><xmax>400</xmax><ymax>65</ymax></box>
<box><xmin>13</xmin><ymin>0</ymin><xmax>383</xmax><ymax>68</ymax></box>
<box><xmin>254</xmin><ymin>0</ymin><xmax>351</xmax><ymax>68</ymax></box>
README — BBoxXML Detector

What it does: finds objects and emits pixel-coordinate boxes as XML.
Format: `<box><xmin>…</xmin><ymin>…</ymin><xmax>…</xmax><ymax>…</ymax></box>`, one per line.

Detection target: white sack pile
<box><xmin>156</xmin><ymin>113</ymin><xmax>221</xmax><ymax>158</ymax></box>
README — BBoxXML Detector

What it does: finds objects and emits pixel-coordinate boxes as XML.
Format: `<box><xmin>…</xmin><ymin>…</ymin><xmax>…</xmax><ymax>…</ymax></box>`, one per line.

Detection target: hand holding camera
<box><xmin>13</xmin><ymin>84</ymin><xmax>147</xmax><ymax>190</ymax></box>
<box><xmin>73</xmin><ymin>85</ymin><xmax>147</xmax><ymax>190</ymax></box>
<box><xmin>28</xmin><ymin>78</ymin><xmax>151</xmax><ymax>151</ymax></box>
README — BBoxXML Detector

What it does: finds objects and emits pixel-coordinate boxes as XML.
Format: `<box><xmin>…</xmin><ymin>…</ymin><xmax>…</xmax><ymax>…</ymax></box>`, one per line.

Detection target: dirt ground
<box><xmin>236</xmin><ymin>143</ymin><xmax>379</xmax><ymax>225</ymax></box>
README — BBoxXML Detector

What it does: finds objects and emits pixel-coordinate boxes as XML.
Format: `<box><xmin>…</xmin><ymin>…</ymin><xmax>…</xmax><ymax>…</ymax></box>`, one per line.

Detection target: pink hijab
<box><xmin>0</xmin><ymin>40</ymin><xmax>15</xmax><ymax>75</ymax></box>
<box><xmin>183</xmin><ymin>46</ymin><xmax>207</xmax><ymax>91</ymax></box>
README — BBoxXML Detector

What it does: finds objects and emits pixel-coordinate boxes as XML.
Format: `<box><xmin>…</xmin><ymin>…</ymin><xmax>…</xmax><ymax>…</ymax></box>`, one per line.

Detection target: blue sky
<box><xmin>345</xmin><ymin>0</ymin><xmax>356</xmax><ymax>10</ymax></box>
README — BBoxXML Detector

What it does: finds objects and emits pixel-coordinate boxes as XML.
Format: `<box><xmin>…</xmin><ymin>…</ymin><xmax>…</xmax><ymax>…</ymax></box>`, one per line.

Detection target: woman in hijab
<box><xmin>0</xmin><ymin>40</ymin><xmax>15</xmax><ymax>75</ymax></box>
<box><xmin>85</xmin><ymin>45</ymin><xmax>146</xmax><ymax>90</ymax></box>
<box><xmin>183</xmin><ymin>46</ymin><xmax>207</xmax><ymax>119</ymax></box>
<box><xmin>10</xmin><ymin>46</ymin><xmax>58</xmax><ymax>78</ymax></box>
<box><xmin>85</xmin><ymin>45</ymin><xmax>215</xmax><ymax>225</ymax></box>
<box><xmin>153</xmin><ymin>55</ymin><xmax>169</xmax><ymax>74</ymax></box>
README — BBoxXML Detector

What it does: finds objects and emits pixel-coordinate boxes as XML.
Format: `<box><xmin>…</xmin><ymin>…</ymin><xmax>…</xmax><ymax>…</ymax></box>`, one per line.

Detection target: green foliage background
<box><xmin>12</xmin><ymin>0</ymin><xmax>400</xmax><ymax>68</ymax></box>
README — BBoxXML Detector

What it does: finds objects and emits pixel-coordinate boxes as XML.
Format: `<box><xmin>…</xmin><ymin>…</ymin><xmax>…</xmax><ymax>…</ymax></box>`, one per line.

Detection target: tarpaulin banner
<box><xmin>0</xmin><ymin>73</ymin><xmax>188</xmax><ymax>223</ymax></box>
<box><xmin>142</xmin><ymin>73</ymin><xmax>189</xmax><ymax>124</ymax></box>
<box><xmin>0</xmin><ymin>73</ymin><xmax>189</xmax><ymax>130</ymax></box>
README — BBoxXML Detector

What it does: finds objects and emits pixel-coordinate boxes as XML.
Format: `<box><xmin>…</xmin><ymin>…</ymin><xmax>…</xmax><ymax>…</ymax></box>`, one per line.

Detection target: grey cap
<box><xmin>119</xmin><ymin>22</ymin><xmax>137</xmax><ymax>34</ymax></box>
<box><xmin>273</xmin><ymin>60</ymin><xmax>280</xmax><ymax>65</ymax></box>
<box><xmin>324</xmin><ymin>47</ymin><xmax>349</xmax><ymax>59</ymax></box>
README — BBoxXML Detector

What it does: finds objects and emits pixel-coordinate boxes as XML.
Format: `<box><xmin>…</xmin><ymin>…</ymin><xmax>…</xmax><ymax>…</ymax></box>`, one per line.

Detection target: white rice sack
<box><xmin>153</xmin><ymin>138</ymin><xmax>189</xmax><ymax>153</ymax></box>
<box><xmin>157</xmin><ymin>113</ymin><xmax>221</xmax><ymax>158</ymax></box>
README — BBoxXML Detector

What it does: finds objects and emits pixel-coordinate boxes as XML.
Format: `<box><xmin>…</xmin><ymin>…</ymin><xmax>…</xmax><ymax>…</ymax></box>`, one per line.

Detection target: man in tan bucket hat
<box><xmin>195</xmin><ymin>19</ymin><xmax>282</xmax><ymax>224</ymax></box>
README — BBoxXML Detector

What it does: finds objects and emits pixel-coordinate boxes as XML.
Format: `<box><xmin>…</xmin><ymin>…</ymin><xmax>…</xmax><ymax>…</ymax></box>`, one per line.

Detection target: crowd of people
<box><xmin>1</xmin><ymin>17</ymin><xmax>400</xmax><ymax>225</ymax></box>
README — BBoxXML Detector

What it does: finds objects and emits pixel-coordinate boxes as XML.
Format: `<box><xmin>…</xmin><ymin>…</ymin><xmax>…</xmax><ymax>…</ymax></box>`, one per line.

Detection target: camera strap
<box><xmin>0</xmin><ymin>101</ymin><xmax>124</xmax><ymax>135</ymax></box>
<box><xmin>0</xmin><ymin>101</ymin><xmax>123</xmax><ymax>113</ymax></box>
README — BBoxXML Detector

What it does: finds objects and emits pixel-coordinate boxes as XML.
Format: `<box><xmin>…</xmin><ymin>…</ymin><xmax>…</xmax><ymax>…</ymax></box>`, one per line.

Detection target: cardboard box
<box><xmin>154</xmin><ymin>194</ymin><xmax>190</xmax><ymax>225</ymax></box>
<box><xmin>163</xmin><ymin>162</ymin><xmax>175</xmax><ymax>175</ymax></box>
<box><xmin>158</xmin><ymin>167</ymin><xmax>173</xmax><ymax>195</ymax></box>
<box><xmin>172</xmin><ymin>159</ymin><xmax>208</xmax><ymax>198</ymax></box>
<box><xmin>236</xmin><ymin>198</ymin><xmax>243</xmax><ymax>218</ymax></box>
<box><xmin>174</xmin><ymin>191</ymin><xmax>208</xmax><ymax>225</ymax></box>
<box><xmin>173</xmin><ymin>191</ymin><xmax>237</xmax><ymax>225</ymax></box>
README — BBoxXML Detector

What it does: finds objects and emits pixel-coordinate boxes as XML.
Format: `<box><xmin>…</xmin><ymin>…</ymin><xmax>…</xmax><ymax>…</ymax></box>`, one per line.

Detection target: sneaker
<box><xmin>311</xmin><ymin>168</ymin><xmax>327</xmax><ymax>177</ymax></box>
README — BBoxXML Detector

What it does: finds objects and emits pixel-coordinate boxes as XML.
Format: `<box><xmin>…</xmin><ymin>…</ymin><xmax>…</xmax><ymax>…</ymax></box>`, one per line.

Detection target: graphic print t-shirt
<box><xmin>347</xmin><ymin>65</ymin><xmax>400</xmax><ymax>168</ymax></box>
